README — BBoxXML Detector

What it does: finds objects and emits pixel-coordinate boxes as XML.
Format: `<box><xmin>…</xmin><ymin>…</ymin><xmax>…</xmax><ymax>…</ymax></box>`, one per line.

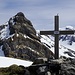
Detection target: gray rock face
<box><xmin>60</xmin><ymin>58</ymin><xmax>75</xmax><ymax>75</ymax></box>
<box><xmin>0</xmin><ymin>12</ymin><xmax>53</xmax><ymax>61</ymax></box>
<box><xmin>28</xmin><ymin>57</ymin><xmax>75</xmax><ymax>75</ymax></box>
<box><xmin>8</xmin><ymin>12</ymin><xmax>37</xmax><ymax>40</ymax></box>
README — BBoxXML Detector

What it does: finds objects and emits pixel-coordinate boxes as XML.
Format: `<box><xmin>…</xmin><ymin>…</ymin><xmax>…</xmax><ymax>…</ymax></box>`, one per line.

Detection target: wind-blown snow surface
<box><xmin>40</xmin><ymin>35</ymin><xmax>75</xmax><ymax>58</ymax></box>
<box><xmin>0</xmin><ymin>56</ymin><xmax>33</xmax><ymax>68</ymax></box>
<box><xmin>40</xmin><ymin>26</ymin><xmax>75</xmax><ymax>58</ymax></box>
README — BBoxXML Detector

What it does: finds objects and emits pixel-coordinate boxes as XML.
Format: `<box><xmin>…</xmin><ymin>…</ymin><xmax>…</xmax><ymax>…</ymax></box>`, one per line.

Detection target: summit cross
<box><xmin>40</xmin><ymin>15</ymin><xmax>75</xmax><ymax>59</ymax></box>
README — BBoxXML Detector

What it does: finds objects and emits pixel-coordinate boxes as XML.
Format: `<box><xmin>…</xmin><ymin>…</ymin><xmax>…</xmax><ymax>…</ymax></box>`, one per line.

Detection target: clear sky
<box><xmin>0</xmin><ymin>0</ymin><xmax>75</xmax><ymax>30</ymax></box>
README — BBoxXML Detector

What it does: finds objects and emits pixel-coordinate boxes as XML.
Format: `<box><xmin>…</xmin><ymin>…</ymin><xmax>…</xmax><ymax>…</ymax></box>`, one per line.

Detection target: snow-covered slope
<box><xmin>40</xmin><ymin>26</ymin><xmax>75</xmax><ymax>58</ymax></box>
<box><xmin>0</xmin><ymin>56</ymin><xmax>33</xmax><ymax>68</ymax></box>
<box><xmin>0</xmin><ymin>22</ymin><xmax>11</xmax><ymax>57</ymax></box>
<box><xmin>0</xmin><ymin>22</ymin><xmax>10</xmax><ymax>40</ymax></box>
<box><xmin>40</xmin><ymin>35</ymin><xmax>75</xmax><ymax>58</ymax></box>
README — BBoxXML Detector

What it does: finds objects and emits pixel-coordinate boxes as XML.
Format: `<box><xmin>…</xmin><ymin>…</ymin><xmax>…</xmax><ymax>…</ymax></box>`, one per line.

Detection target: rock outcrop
<box><xmin>0</xmin><ymin>12</ymin><xmax>53</xmax><ymax>61</ymax></box>
<box><xmin>28</xmin><ymin>57</ymin><xmax>75</xmax><ymax>75</ymax></box>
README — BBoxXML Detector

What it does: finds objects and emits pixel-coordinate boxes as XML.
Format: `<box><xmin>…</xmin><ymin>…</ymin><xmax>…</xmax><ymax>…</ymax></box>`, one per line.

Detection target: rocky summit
<box><xmin>0</xmin><ymin>12</ymin><xmax>53</xmax><ymax>61</ymax></box>
<box><xmin>0</xmin><ymin>12</ymin><xmax>75</xmax><ymax>75</ymax></box>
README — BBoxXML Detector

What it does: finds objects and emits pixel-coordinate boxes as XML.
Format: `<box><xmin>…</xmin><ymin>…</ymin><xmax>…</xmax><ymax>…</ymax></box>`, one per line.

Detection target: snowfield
<box><xmin>41</xmin><ymin>35</ymin><xmax>75</xmax><ymax>58</ymax></box>
<box><xmin>0</xmin><ymin>56</ymin><xmax>33</xmax><ymax>68</ymax></box>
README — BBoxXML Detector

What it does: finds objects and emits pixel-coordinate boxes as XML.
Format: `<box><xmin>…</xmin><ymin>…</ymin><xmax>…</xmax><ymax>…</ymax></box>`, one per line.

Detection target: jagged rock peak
<box><xmin>0</xmin><ymin>12</ymin><xmax>53</xmax><ymax>61</ymax></box>
<box><xmin>8</xmin><ymin>12</ymin><xmax>40</xmax><ymax>41</ymax></box>
<box><xmin>16</xmin><ymin>12</ymin><xmax>25</xmax><ymax>17</ymax></box>
<box><xmin>9</xmin><ymin>12</ymin><xmax>32</xmax><ymax>26</ymax></box>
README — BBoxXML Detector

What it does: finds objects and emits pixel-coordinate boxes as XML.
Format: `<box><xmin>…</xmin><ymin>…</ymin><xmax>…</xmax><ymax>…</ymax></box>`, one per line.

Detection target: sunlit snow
<box><xmin>0</xmin><ymin>23</ymin><xmax>10</xmax><ymax>40</ymax></box>
<box><xmin>41</xmin><ymin>35</ymin><xmax>75</xmax><ymax>58</ymax></box>
<box><xmin>0</xmin><ymin>56</ymin><xmax>33</xmax><ymax>68</ymax></box>
<box><xmin>40</xmin><ymin>26</ymin><xmax>75</xmax><ymax>58</ymax></box>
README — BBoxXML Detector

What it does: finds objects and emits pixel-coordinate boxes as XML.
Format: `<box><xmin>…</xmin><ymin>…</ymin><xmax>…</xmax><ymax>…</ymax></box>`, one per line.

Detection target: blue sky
<box><xmin>0</xmin><ymin>0</ymin><xmax>75</xmax><ymax>30</ymax></box>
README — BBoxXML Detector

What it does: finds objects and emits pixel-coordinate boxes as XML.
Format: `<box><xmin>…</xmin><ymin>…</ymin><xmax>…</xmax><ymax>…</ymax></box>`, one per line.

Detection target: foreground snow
<box><xmin>0</xmin><ymin>56</ymin><xmax>33</xmax><ymax>68</ymax></box>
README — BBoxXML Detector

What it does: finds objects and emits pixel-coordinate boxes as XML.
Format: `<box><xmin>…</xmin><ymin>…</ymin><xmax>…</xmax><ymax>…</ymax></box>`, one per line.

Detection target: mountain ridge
<box><xmin>0</xmin><ymin>12</ymin><xmax>75</xmax><ymax>75</ymax></box>
<box><xmin>0</xmin><ymin>12</ymin><xmax>75</xmax><ymax>60</ymax></box>
<box><xmin>0</xmin><ymin>12</ymin><xmax>53</xmax><ymax>61</ymax></box>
